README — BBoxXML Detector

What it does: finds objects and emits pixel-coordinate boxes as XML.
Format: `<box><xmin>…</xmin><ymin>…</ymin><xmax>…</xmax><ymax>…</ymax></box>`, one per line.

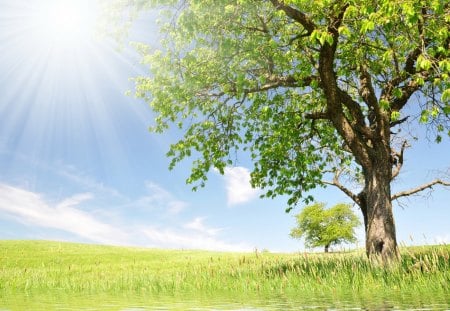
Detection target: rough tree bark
<box><xmin>359</xmin><ymin>162</ymin><xmax>400</xmax><ymax>261</ymax></box>
<box><xmin>311</xmin><ymin>3</ymin><xmax>402</xmax><ymax>261</ymax></box>
<box><xmin>360</xmin><ymin>111</ymin><xmax>400</xmax><ymax>261</ymax></box>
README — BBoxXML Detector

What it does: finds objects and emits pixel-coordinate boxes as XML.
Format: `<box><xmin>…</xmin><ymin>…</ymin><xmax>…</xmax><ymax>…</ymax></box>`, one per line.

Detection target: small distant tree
<box><xmin>290</xmin><ymin>202</ymin><xmax>360</xmax><ymax>253</ymax></box>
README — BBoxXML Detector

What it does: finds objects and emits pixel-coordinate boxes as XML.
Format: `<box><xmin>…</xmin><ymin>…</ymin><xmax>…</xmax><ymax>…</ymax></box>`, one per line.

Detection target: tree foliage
<box><xmin>125</xmin><ymin>0</ymin><xmax>449</xmax><ymax>199</ymax></box>
<box><xmin>111</xmin><ymin>0</ymin><xmax>450</xmax><ymax>260</ymax></box>
<box><xmin>290</xmin><ymin>202</ymin><xmax>361</xmax><ymax>252</ymax></box>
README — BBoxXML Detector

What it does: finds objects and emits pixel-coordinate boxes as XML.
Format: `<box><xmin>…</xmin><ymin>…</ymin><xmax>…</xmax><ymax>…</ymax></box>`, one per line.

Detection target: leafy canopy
<box><xmin>122</xmin><ymin>0</ymin><xmax>449</xmax><ymax>209</ymax></box>
<box><xmin>290</xmin><ymin>202</ymin><xmax>361</xmax><ymax>250</ymax></box>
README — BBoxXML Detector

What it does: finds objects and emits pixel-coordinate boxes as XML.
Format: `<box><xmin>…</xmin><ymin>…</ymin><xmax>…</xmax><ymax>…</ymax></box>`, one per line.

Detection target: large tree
<box><xmin>115</xmin><ymin>0</ymin><xmax>450</xmax><ymax>261</ymax></box>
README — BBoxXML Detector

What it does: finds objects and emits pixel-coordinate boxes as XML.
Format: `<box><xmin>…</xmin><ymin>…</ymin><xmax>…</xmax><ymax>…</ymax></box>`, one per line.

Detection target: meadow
<box><xmin>1</xmin><ymin>240</ymin><xmax>449</xmax><ymax>299</ymax></box>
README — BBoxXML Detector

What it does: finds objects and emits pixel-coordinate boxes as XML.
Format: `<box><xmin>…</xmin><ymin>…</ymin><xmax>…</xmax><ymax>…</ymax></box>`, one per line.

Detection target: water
<box><xmin>1</xmin><ymin>292</ymin><xmax>449</xmax><ymax>311</ymax></box>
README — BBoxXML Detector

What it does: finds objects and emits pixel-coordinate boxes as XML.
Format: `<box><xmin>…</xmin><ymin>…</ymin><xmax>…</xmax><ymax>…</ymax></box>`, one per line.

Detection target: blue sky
<box><xmin>0</xmin><ymin>0</ymin><xmax>449</xmax><ymax>252</ymax></box>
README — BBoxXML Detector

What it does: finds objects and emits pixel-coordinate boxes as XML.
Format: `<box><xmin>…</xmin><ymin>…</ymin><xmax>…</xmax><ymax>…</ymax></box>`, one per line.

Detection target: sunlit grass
<box><xmin>1</xmin><ymin>240</ymin><xmax>449</xmax><ymax>297</ymax></box>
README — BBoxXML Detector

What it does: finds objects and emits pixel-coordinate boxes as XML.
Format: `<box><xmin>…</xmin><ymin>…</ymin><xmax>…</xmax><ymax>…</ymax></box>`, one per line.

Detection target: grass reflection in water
<box><xmin>1</xmin><ymin>241</ymin><xmax>449</xmax><ymax>310</ymax></box>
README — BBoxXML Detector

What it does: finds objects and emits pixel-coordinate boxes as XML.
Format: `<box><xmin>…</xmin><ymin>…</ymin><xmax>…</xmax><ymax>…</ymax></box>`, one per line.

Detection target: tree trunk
<box><xmin>324</xmin><ymin>244</ymin><xmax>330</xmax><ymax>253</ymax></box>
<box><xmin>360</xmin><ymin>161</ymin><xmax>400</xmax><ymax>262</ymax></box>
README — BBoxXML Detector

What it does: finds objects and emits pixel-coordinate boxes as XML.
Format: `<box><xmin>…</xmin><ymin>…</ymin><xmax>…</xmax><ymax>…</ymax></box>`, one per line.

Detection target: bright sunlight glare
<box><xmin>28</xmin><ymin>0</ymin><xmax>97</xmax><ymax>50</ymax></box>
<box><xmin>0</xmin><ymin>0</ymin><xmax>135</xmax><ymax>171</ymax></box>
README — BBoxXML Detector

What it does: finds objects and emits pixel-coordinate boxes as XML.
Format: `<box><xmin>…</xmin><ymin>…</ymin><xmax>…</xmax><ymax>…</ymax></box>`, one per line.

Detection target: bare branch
<box><xmin>322</xmin><ymin>169</ymin><xmax>361</xmax><ymax>205</ymax></box>
<box><xmin>323</xmin><ymin>180</ymin><xmax>361</xmax><ymax>205</ymax></box>
<box><xmin>391</xmin><ymin>140</ymin><xmax>409</xmax><ymax>180</ymax></box>
<box><xmin>243</xmin><ymin>74</ymin><xmax>316</xmax><ymax>94</ymax></box>
<box><xmin>288</xmin><ymin>32</ymin><xmax>310</xmax><ymax>45</ymax></box>
<box><xmin>392</xmin><ymin>179</ymin><xmax>450</xmax><ymax>200</ymax></box>
<box><xmin>390</xmin><ymin>116</ymin><xmax>409</xmax><ymax>128</ymax></box>
<box><xmin>204</xmin><ymin>75</ymin><xmax>316</xmax><ymax>98</ymax></box>
<box><xmin>243</xmin><ymin>26</ymin><xmax>268</xmax><ymax>33</ymax></box>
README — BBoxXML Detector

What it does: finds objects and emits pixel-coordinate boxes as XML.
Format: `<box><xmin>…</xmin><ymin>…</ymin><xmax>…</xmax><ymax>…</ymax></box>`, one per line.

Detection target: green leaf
<box><xmin>310</xmin><ymin>29</ymin><xmax>320</xmax><ymax>44</ymax></box>
<box><xmin>391</xmin><ymin>111</ymin><xmax>401</xmax><ymax>121</ymax></box>
<box><xmin>420</xmin><ymin>110</ymin><xmax>429</xmax><ymax>123</ymax></box>
<box><xmin>439</xmin><ymin>60</ymin><xmax>450</xmax><ymax>73</ymax></box>
<box><xmin>417</xmin><ymin>54</ymin><xmax>432</xmax><ymax>71</ymax></box>
<box><xmin>431</xmin><ymin>106</ymin><xmax>439</xmax><ymax>118</ymax></box>
<box><xmin>344</xmin><ymin>5</ymin><xmax>358</xmax><ymax>19</ymax></box>
<box><xmin>441</xmin><ymin>89</ymin><xmax>450</xmax><ymax>103</ymax></box>
<box><xmin>379</xmin><ymin>99</ymin><xmax>390</xmax><ymax>110</ymax></box>
<box><xmin>338</xmin><ymin>25</ymin><xmax>351</xmax><ymax>37</ymax></box>
<box><xmin>224</xmin><ymin>5</ymin><xmax>235</xmax><ymax>14</ymax></box>
<box><xmin>443</xmin><ymin>105</ymin><xmax>450</xmax><ymax>115</ymax></box>
<box><xmin>392</xmin><ymin>88</ymin><xmax>402</xmax><ymax>99</ymax></box>
<box><xmin>361</xmin><ymin>20</ymin><xmax>375</xmax><ymax>33</ymax></box>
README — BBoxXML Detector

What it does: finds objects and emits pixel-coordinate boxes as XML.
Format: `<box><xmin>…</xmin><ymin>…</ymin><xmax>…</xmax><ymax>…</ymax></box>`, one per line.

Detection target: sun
<box><xmin>2</xmin><ymin>0</ymin><xmax>143</xmax><ymax>192</ymax></box>
<box><xmin>11</xmin><ymin>0</ymin><xmax>105</xmax><ymax>83</ymax></box>
<box><xmin>27</xmin><ymin>0</ymin><xmax>98</xmax><ymax>52</ymax></box>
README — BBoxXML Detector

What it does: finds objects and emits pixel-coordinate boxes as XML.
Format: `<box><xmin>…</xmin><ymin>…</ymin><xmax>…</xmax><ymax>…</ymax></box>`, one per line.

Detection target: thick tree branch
<box><xmin>359</xmin><ymin>66</ymin><xmax>379</xmax><ymax>118</ymax></box>
<box><xmin>269</xmin><ymin>0</ymin><xmax>316</xmax><ymax>34</ymax></box>
<box><xmin>392</xmin><ymin>179</ymin><xmax>450</xmax><ymax>200</ymax></box>
<box><xmin>337</xmin><ymin>88</ymin><xmax>373</xmax><ymax>139</ymax></box>
<box><xmin>390</xmin><ymin>78</ymin><xmax>422</xmax><ymax>112</ymax></box>
<box><xmin>382</xmin><ymin>46</ymin><xmax>421</xmax><ymax>99</ymax></box>
<box><xmin>305</xmin><ymin>111</ymin><xmax>329</xmax><ymax>120</ymax></box>
<box><xmin>330</xmin><ymin>7</ymin><xmax>370</xmax><ymax>143</ymax></box>
<box><xmin>327</xmin><ymin>4</ymin><xmax>348</xmax><ymax>50</ymax></box>
<box><xmin>359</xmin><ymin>65</ymin><xmax>382</xmax><ymax>128</ymax></box>
<box><xmin>404</xmin><ymin>47</ymin><xmax>422</xmax><ymax>76</ymax></box>
<box><xmin>317</xmin><ymin>5</ymin><xmax>370</xmax><ymax>168</ymax></box>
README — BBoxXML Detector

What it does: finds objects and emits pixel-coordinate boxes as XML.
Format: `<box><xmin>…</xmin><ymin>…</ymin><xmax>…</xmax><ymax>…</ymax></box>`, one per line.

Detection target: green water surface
<box><xmin>1</xmin><ymin>291</ymin><xmax>449</xmax><ymax>311</ymax></box>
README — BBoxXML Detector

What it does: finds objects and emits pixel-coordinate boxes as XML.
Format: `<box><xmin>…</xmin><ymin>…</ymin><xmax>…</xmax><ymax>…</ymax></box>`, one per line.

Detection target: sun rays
<box><xmin>27</xmin><ymin>0</ymin><xmax>97</xmax><ymax>51</ymax></box>
<box><xmin>0</xmin><ymin>0</ymin><xmax>144</xmax><ymax>182</ymax></box>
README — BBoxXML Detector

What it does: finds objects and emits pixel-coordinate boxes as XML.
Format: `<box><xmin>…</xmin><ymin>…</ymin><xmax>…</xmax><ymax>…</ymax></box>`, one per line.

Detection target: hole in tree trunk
<box><xmin>375</xmin><ymin>240</ymin><xmax>384</xmax><ymax>253</ymax></box>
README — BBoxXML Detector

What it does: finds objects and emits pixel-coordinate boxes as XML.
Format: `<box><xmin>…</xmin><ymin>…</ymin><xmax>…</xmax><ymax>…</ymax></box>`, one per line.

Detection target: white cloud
<box><xmin>142</xmin><ymin>226</ymin><xmax>251</xmax><ymax>252</ymax></box>
<box><xmin>0</xmin><ymin>183</ymin><xmax>251</xmax><ymax>252</ymax></box>
<box><xmin>56</xmin><ymin>193</ymin><xmax>93</xmax><ymax>209</ymax></box>
<box><xmin>0</xmin><ymin>184</ymin><xmax>129</xmax><ymax>245</ymax></box>
<box><xmin>57</xmin><ymin>166</ymin><xmax>124</xmax><ymax>199</ymax></box>
<box><xmin>223</xmin><ymin>166</ymin><xmax>260</xmax><ymax>206</ymax></box>
<box><xmin>59</xmin><ymin>166</ymin><xmax>187</xmax><ymax>215</ymax></box>
<box><xmin>184</xmin><ymin>217</ymin><xmax>223</xmax><ymax>236</ymax></box>
<box><xmin>134</xmin><ymin>181</ymin><xmax>188</xmax><ymax>215</ymax></box>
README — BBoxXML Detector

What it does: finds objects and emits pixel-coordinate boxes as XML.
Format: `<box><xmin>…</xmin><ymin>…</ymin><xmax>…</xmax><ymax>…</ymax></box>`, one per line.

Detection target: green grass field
<box><xmin>1</xmin><ymin>240</ymin><xmax>449</xmax><ymax>296</ymax></box>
